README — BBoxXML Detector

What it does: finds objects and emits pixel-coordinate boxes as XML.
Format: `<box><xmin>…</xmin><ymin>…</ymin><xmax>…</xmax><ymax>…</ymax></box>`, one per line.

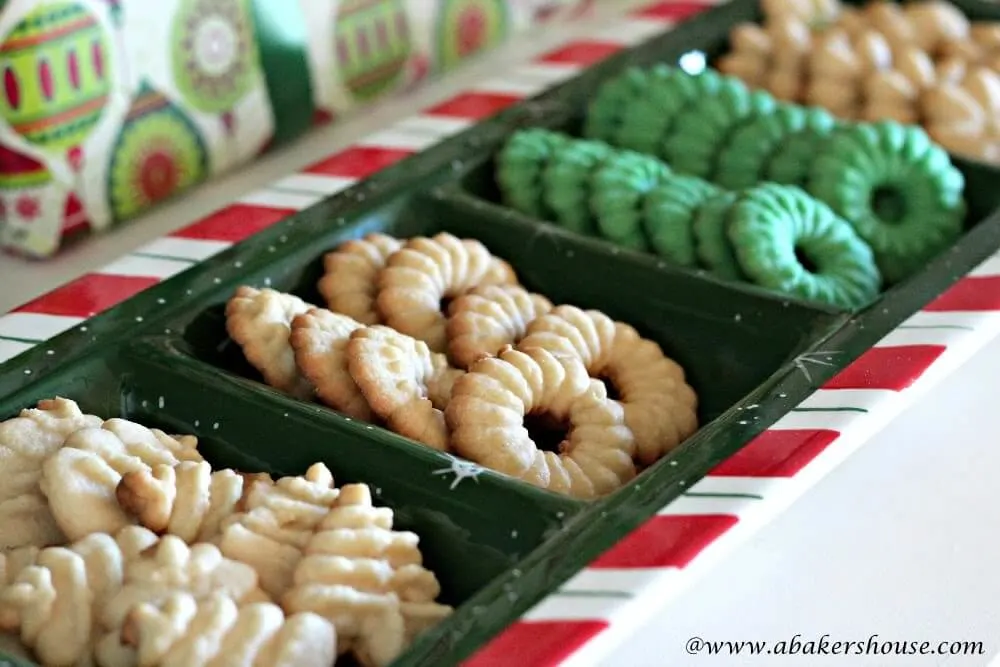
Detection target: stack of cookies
<box><xmin>495</xmin><ymin>127</ymin><xmax>883</xmax><ymax>308</ymax></box>
<box><xmin>716</xmin><ymin>0</ymin><xmax>1000</xmax><ymax>164</ymax></box>
<box><xmin>576</xmin><ymin>66</ymin><xmax>967</xmax><ymax>286</ymax></box>
<box><xmin>224</xmin><ymin>232</ymin><xmax>700</xmax><ymax>499</ymax></box>
<box><xmin>0</xmin><ymin>398</ymin><xmax>451</xmax><ymax>666</ymax></box>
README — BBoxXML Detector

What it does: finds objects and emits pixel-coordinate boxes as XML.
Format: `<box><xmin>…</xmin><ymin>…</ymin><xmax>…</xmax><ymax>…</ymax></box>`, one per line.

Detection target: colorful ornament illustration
<box><xmin>106</xmin><ymin>81</ymin><xmax>208</xmax><ymax>222</ymax></box>
<box><xmin>0</xmin><ymin>1</ymin><xmax>115</xmax><ymax>170</ymax></box>
<box><xmin>0</xmin><ymin>143</ymin><xmax>51</xmax><ymax>229</ymax></box>
<box><xmin>0</xmin><ymin>143</ymin><xmax>82</xmax><ymax>253</ymax></box>
<box><xmin>435</xmin><ymin>0</ymin><xmax>509</xmax><ymax>72</ymax></box>
<box><xmin>61</xmin><ymin>191</ymin><xmax>90</xmax><ymax>236</ymax></box>
<box><xmin>334</xmin><ymin>0</ymin><xmax>412</xmax><ymax>103</ymax></box>
<box><xmin>171</xmin><ymin>0</ymin><xmax>262</xmax><ymax>133</ymax></box>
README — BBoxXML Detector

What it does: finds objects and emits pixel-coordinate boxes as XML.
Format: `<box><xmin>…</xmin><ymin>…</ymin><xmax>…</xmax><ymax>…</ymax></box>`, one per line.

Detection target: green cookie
<box><xmin>642</xmin><ymin>175</ymin><xmax>722</xmax><ymax>266</ymax></box>
<box><xmin>663</xmin><ymin>84</ymin><xmax>777</xmax><ymax>180</ymax></box>
<box><xmin>584</xmin><ymin>66</ymin><xmax>653</xmax><ymax>142</ymax></box>
<box><xmin>542</xmin><ymin>139</ymin><xmax>615</xmax><ymax>235</ymax></box>
<box><xmin>591</xmin><ymin>150</ymin><xmax>673</xmax><ymax>247</ymax></box>
<box><xmin>763</xmin><ymin>106</ymin><xmax>836</xmax><ymax>186</ymax></box>
<box><xmin>613</xmin><ymin>68</ymin><xmax>704</xmax><ymax>158</ymax></box>
<box><xmin>808</xmin><ymin>121</ymin><xmax>966</xmax><ymax>284</ymax></box>
<box><xmin>729</xmin><ymin>183</ymin><xmax>882</xmax><ymax>309</ymax></box>
<box><xmin>692</xmin><ymin>191</ymin><xmax>745</xmax><ymax>281</ymax></box>
<box><xmin>714</xmin><ymin>104</ymin><xmax>808</xmax><ymax>190</ymax></box>
<box><xmin>496</xmin><ymin>128</ymin><xmax>570</xmax><ymax>218</ymax></box>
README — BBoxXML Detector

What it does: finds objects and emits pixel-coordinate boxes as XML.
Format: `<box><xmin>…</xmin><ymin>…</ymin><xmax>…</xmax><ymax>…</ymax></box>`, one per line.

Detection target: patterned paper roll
<box><xmin>106</xmin><ymin>81</ymin><xmax>209</xmax><ymax>222</ymax></box>
<box><xmin>335</xmin><ymin>0</ymin><xmax>413</xmax><ymax>102</ymax></box>
<box><xmin>0</xmin><ymin>1</ymin><xmax>114</xmax><ymax>165</ymax></box>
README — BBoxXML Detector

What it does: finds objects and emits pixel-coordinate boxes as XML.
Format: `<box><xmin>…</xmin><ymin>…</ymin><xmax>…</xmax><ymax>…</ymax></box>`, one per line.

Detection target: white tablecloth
<box><xmin>1</xmin><ymin>4</ymin><xmax>997</xmax><ymax>665</ymax></box>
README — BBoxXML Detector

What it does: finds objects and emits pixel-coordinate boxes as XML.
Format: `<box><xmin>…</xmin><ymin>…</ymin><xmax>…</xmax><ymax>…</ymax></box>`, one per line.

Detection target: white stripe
<box><xmin>558</xmin><ymin>569</ymin><xmax>688</xmax><ymax>667</ymax></box>
<box><xmin>656</xmin><ymin>494</ymin><xmax>753</xmax><ymax>516</ymax></box>
<box><xmin>876</xmin><ymin>325</ymin><xmax>967</xmax><ymax>348</ymax></box>
<box><xmin>356</xmin><ymin>127</ymin><xmax>440</xmax><ymax>152</ymax></box>
<box><xmin>97</xmin><ymin>255</ymin><xmax>190</xmax><ymax>280</ymax></box>
<box><xmin>522</xmin><ymin>590</ymin><xmax>620</xmax><ymax>622</ymax></box>
<box><xmin>472</xmin><ymin>76</ymin><xmax>543</xmax><ymax>96</ymax></box>
<box><xmin>590</xmin><ymin>17</ymin><xmax>670</xmax><ymax>46</ymax></box>
<box><xmin>515</xmin><ymin>62</ymin><xmax>583</xmax><ymax>86</ymax></box>
<box><xmin>561</xmin><ymin>567</ymin><xmax>677</xmax><ymax>595</ymax></box>
<box><xmin>0</xmin><ymin>339</ymin><xmax>33</xmax><ymax>363</ymax></box>
<box><xmin>271</xmin><ymin>173</ymin><xmax>356</xmax><ymax>197</ymax></box>
<box><xmin>472</xmin><ymin>63</ymin><xmax>581</xmax><ymax>97</ymax></box>
<box><xmin>392</xmin><ymin>115</ymin><xmax>474</xmax><ymax>138</ymax></box>
<box><xmin>768</xmin><ymin>407</ymin><xmax>864</xmax><ymax>432</ymax></box>
<box><xmin>237</xmin><ymin>188</ymin><xmax>320</xmax><ymax>210</ymax></box>
<box><xmin>797</xmin><ymin>387</ymin><xmax>896</xmax><ymax>412</ymax></box>
<box><xmin>0</xmin><ymin>313</ymin><xmax>83</xmax><ymax>341</ymax></box>
<box><xmin>902</xmin><ymin>310</ymin><xmax>1000</xmax><ymax>330</ymax></box>
<box><xmin>690</xmin><ymin>476</ymin><xmax>793</xmax><ymax>498</ymax></box>
<box><xmin>966</xmin><ymin>252</ymin><xmax>1000</xmax><ymax>277</ymax></box>
<box><xmin>137</xmin><ymin>237</ymin><xmax>230</xmax><ymax>262</ymax></box>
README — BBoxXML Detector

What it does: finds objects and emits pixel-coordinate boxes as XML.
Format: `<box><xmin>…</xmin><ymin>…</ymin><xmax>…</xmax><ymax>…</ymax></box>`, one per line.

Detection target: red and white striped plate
<box><xmin>3</xmin><ymin>2</ymin><xmax>1000</xmax><ymax>665</ymax></box>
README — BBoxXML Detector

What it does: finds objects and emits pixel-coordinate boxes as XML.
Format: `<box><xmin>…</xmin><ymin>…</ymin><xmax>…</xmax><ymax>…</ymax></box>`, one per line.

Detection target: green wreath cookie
<box><xmin>729</xmin><ymin>184</ymin><xmax>882</xmax><ymax>309</ymax></box>
<box><xmin>541</xmin><ymin>139</ymin><xmax>615</xmax><ymax>234</ymax></box>
<box><xmin>763</xmin><ymin>107</ymin><xmax>837</xmax><ymax>187</ymax></box>
<box><xmin>612</xmin><ymin>68</ymin><xmax>706</xmax><ymax>158</ymax></box>
<box><xmin>808</xmin><ymin>121</ymin><xmax>966</xmax><ymax>284</ymax></box>
<box><xmin>642</xmin><ymin>175</ymin><xmax>723</xmax><ymax>266</ymax></box>
<box><xmin>496</xmin><ymin>128</ymin><xmax>569</xmax><ymax>218</ymax></box>
<box><xmin>692</xmin><ymin>191</ymin><xmax>746</xmax><ymax>281</ymax></box>
<box><xmin>663</xmin><ymin>82</ymin><xmax>777</xmax><ymax>180</ymax></box>
<box><xmin>714</xmin><ymin>105</ymin><xmax>808</xmax><ymax>190</ymax></box>
<box><xmin>584</xmin><ymin>66</ymin><xmax>657</xmax><ymax>142</ymax></box>
<box><xmin>590</xmin><ymin>151</ymin><xmax>672</xmax><ymax>251</ymax></box>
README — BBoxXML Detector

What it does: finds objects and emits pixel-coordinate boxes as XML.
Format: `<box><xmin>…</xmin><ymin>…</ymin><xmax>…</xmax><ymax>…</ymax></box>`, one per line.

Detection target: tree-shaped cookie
<box><xmin>115</xmin><ymin>461</ymin><xmax>344</xmax><ymax>599</ymax></box>
<box><xmin>119</xmin><ymin>591</ymin><xmax>335</xmax><ymax>667</ymax></box>
<box><xmin>0</xmin><ymin>397</ymin><xmax>103</xmax><ymax>549</ymax></box>
<box><xmin>0</xmin><ymin>526</ymin><xmax>158</xmax><ymax>666</ymax></box>
<box><xmin>116</xmin><ymin>459</ymin><xmax>271</xmax><ymax>544</ymax></box>
<box><xmin>93</xmin><ymin>536</ymin><xmax>268</xmax><ymax>666</ymax></box>
<box><xmin>215</xmin><ymin>463</ymin><xmax>344</xmax><ymax>598</ymax></box>
<box><xmin>40</xmin><ymin>418</ymin><xmax>203</xmax><ymax>541</ymax></box>
<box><xmin>282</xmin><ymin>483</ymin><xmax>452</xmax><ymax>666</ymax></box>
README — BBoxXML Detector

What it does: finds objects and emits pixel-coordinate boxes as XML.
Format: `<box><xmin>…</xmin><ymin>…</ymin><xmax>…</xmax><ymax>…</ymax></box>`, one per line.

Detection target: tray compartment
<box><xmin>444</xmin><ymin>0</ymin><xmax>1000</xmax><ymax>308</ymax></box>
<box><xmin>454</xmin><ymin>98</ymin><xmax>1000</xmax><ymax>297</ymax></box>
<box><xmin>157</xmin><ymin>184</ymin><xmax>846</xmax><ymax>461</ymax></box>
<box><xmin>0</xmin><ymin>343</ymin><xmax>565</xmax><ymax>626</ymax></box>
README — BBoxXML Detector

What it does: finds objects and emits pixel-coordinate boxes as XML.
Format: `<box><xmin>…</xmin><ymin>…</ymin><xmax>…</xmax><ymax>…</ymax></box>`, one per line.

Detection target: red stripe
<box><xmin>14</xmin><ymin>274</ymin><xmax>159</xmax><ymax>318</ymax></box>
<box><xmin>538</xmin><ymin>40</ymin><xmax>624</xmax><ymax>67</ymax></box>
<box><xmin>922</xmin><ymin>275</ymin><xmax>1000</xmax><ymax>312</ymax></box>
<box><xmin>633</xmin><ymin>0</ymin><xmax>714</xmax><ymax>21</ymax></box>
<box><xmin>822</xmin><ymin>344</ymin><xmax>945</xmax><ymax>392</ymax></box>
<box><xmin>589</xmin><ymin>514</ymin><xmax>737</xmax><ymax>569</ymax></box>
<box><xmin>462</xmin><ymin>620</ymin><xmax>608</xmax><ymax>667</ymax></box>
<box><xmin>305</xmin><ymin>146</ymin><xmax>413</xmax><ymax>179</ymax></box>
<box><xmin>710</xmin><ymin>429</ymin><xmax>840</xmax><ymax>477</ymax></box>
<box><xmin>425</xmin><ymin>92</ymin><xmax>523</xmax><ymax>120</ymax></box>
<box><xmin>172</xmin><ymin>204</ymin><xmax>295</xmax><ymax>243</ymax></box>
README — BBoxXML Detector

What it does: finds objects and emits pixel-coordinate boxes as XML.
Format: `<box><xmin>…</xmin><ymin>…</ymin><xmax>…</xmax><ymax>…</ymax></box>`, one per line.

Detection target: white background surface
<box><xmin>0</xmin><ymin>3</ymin><xmax>997</xmax><ymax>666</ymax></box>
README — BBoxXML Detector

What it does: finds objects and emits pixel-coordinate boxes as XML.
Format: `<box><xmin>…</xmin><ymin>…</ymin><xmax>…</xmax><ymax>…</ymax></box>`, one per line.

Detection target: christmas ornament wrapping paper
<box><xmin>0</xmin><ymin>0</ymin><xmax>592</xmax><ymax>258</ymax></box>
